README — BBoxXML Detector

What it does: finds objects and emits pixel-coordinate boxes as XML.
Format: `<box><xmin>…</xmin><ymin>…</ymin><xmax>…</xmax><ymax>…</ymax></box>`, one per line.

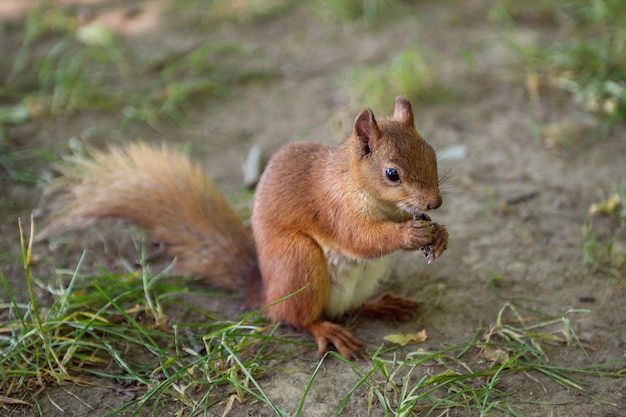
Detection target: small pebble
<box><xmin>242</xmin><ymin>145</ymin><xmax>265</xmax><ymax>189</ymax></box>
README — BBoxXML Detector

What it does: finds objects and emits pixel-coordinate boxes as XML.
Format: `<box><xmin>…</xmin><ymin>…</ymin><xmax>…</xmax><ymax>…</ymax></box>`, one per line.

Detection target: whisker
<box><xmin>438</xmin><ymin>161</ymin><xmax>460</xmax><ymax>186</ymax></box>
<box><xmin>440</xmin><ymin>188</ymin><xmax>461</xmax><ymax>198</ymax></box>
<box><xmin>394</xmin><ymin>199</ymin><xmax>415</xmax><ymax>215</ymax></box>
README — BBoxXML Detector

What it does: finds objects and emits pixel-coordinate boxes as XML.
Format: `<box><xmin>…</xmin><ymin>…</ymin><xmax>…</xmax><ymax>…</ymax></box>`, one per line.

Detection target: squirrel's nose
<box><xmin>427</xmin><ymin>194</ymin><xmax>442</xmax><ymax>211</ymax></box>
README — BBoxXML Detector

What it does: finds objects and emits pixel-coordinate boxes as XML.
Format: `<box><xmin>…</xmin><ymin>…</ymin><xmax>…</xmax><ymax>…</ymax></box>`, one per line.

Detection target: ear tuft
<box><xmin>393</xmin><ymin>96</ymin><xmax>415</xmax><ymax>127</ymax></box>
<box><xmin>353</xmin><ymin>108</ymin><xmax>380</xmax><ymax>156</ymax></box>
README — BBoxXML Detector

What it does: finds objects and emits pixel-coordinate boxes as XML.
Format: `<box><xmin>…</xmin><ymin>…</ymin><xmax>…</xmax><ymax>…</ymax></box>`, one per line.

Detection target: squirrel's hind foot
<box><xmin>358</xmin><ymin>292</ymin><xmax>419</xmax><ymax>322</ymax></box>
<box><xmin>306</xmin><ymin>320</ymin><xmax>363</xmax><ymax>359</ymax></box>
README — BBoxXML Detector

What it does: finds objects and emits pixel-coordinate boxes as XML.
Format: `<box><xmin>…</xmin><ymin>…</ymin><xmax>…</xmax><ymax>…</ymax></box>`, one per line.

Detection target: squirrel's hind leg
<box><xmin>259</xmin><ymin>234</ymin><xmax>363</xmax><ymax>358</ymax></box>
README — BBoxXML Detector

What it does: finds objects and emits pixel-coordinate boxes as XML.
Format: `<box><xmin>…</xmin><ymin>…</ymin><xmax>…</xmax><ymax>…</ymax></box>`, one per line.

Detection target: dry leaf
<box><xmin>589</xmin><ymin>193</ymin><xmax>621</xmax><ymax>216</ymax></box>
<box><xmin>384</xmin><ymin>329</ymin><xmax>428</xmax><ymax>346</ymax></box>
<box><xmin>482</xmin><ymin>347</ymin><xmax>510</xmax><ymax>365</ymax></box>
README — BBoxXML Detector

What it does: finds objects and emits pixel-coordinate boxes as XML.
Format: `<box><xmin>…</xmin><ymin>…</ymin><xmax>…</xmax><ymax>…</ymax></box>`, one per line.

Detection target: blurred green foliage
<box><xmin>494</xmin><ymin>0</ymin><xmax>626</xmax><ymax>123</ymax></box>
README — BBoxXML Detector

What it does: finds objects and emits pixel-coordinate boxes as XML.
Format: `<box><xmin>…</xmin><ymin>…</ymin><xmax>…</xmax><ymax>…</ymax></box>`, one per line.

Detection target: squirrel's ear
<box><xmin>353</xmin><ymin>108</ymin><xmax>381</xmax><ymax>156</ymax></box>
<box><xmin>393</xmin><ymin>96</ymin><xmax>415</xmax><ymax>128</ymax></box>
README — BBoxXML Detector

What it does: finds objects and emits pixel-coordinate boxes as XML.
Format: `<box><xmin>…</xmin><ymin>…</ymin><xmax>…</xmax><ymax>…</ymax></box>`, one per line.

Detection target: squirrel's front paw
<box><xmin>402</xmin><ymin>219</ymin><xmax>437</xmax><ymax>249</ymax></box>
<box><xmin>420</xmin><ymin>223</ymin><xmax>448</xmax><ymax>264</ymax></box>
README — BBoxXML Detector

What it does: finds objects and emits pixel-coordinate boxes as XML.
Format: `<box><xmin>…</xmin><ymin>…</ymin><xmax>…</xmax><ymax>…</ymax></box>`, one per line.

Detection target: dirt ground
<box><xmin>1</xmin><ymin>1</ymin><xmax>625</xmax><ymax>416</ymax></box>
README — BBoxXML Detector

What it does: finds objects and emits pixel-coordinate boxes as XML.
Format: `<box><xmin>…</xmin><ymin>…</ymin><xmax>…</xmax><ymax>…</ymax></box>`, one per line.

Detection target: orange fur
<box><xmin>40</xmin><ymin>97</ymin><xmax>448</xmax><ymax>358</ymax></box>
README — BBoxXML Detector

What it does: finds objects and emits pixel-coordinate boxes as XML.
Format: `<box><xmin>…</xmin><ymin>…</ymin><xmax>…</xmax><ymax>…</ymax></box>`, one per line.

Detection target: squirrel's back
<box><xmin>39</xmin><ymin>143</ymin><xmax>261</xmax><ymax>300</ymax></box>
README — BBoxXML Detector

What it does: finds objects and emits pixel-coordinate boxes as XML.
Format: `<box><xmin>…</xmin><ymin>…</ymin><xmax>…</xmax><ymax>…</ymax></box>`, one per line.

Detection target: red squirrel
<box><xmin>39</xmin><ymin>97</ymin><xmax>448</xmax><ymax>358</ymax></box>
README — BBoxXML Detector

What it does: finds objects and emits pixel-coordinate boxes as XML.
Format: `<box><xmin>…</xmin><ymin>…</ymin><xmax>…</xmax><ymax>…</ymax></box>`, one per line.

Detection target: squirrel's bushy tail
<box><xmin>39</xmin><ymin>143</ymin><xmax>262</xmax><ymax>305</ymax></box>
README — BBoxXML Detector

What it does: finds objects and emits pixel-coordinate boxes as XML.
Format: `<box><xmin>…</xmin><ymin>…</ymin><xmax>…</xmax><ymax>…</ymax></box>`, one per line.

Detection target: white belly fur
<box><xmin>323</xmin><ymin>250</ymin><xmax>390</xmax><ymax>318</ymax></box>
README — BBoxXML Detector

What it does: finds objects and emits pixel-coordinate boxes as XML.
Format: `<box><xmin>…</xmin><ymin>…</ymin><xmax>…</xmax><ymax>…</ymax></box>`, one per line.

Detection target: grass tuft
<box><xmin>495</xmin><ymin>0</ymin><xmax>626</xmax><ymax>141</ymax></box>
<box><xmin>344</xmin><ymin>301</ymin><xmax>623</xmax><ymax>416</ymax></box>
<box><xmin>2</xmin><ymin>3</ymin><xmax>274</xmax><ymax>129</ymax></box>
<box><xmin>583</xmin><ymin>186</ymin><xmax>626</xmax><ymax>280</ymax></box>
<box><xmin>342</xmin><ymin>47</ymin><xmax>457</xmax><ymax>114</ymax></box>
<box><xmin>0</xmin><ymin>217</ymin><xmax>297</xmax><ymax>415</ymax></box>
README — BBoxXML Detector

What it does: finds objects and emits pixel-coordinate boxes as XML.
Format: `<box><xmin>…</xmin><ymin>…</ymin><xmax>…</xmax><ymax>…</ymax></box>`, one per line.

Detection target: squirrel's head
<box><xmin>350</xmin><ymin>97</ymin><xmax>442</xmax><ymax>217</ymax></box>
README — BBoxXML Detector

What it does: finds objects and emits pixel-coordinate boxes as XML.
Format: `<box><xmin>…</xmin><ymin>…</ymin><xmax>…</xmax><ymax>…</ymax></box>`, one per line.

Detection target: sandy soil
<box><xmin>1</xmin><ymin>1</ymin><xmax>624</xmax><ymax>416</ymax></box>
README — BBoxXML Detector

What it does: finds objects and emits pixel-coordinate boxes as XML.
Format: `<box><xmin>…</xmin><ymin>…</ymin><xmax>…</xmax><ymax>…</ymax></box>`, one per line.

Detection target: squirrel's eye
<box><xmin>385</xmin><ymin>167</ymin><xmax>400</xmax><ymax>182</ymax></box>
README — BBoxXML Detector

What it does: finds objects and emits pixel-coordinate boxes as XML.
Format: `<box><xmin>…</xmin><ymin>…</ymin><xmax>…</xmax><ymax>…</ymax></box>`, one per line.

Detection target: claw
<box><xmin>420</xmin><ymin>223</ymin><xmax>448</xmax><ymax>263</ymax></box>
<box><xmin>413</xmin><ymin>212</ymin><xmax>432</xmax><ymax>222</ymax></box>
<box><xmin>307</xmin><ymin>321</ymin><xmax>363</xmax><ymax>359</ymax></box>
